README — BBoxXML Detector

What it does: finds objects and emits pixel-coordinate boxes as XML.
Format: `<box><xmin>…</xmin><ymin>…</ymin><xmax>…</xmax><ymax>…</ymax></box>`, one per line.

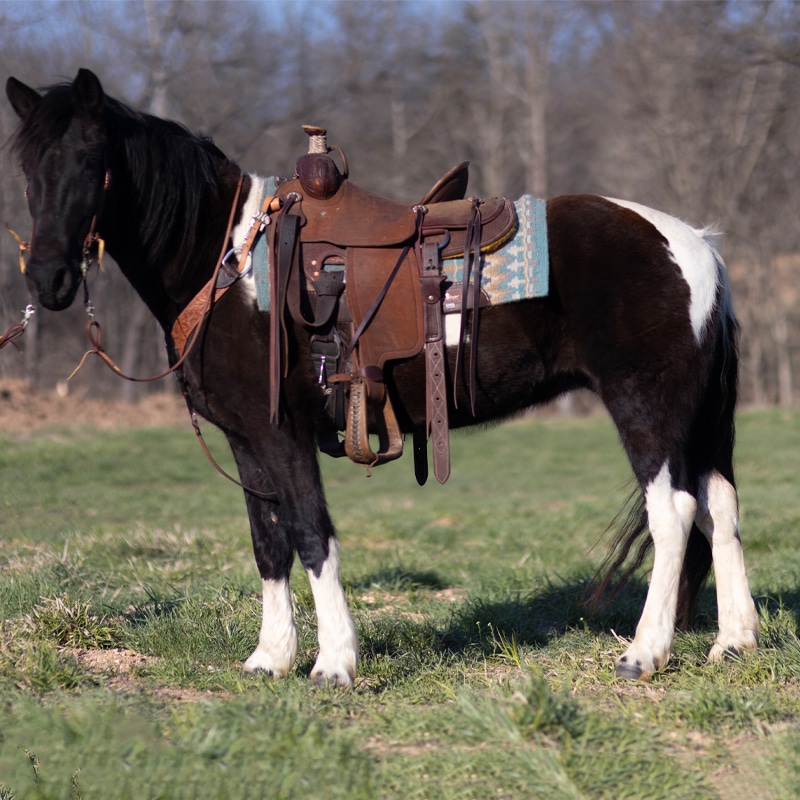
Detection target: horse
<box><xmin>5</xmin><ymin>68</ymin><xmax>759</xmax><ymax>686</ymax></box>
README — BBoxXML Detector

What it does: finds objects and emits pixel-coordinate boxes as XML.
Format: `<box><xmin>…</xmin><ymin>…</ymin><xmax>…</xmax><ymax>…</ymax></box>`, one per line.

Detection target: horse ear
<box><xmin>6</xmin><ymin>77</ymin><xmax>42</xmax><ymax>120</ymax></box>
<box><xmin>72</xmin><ymin>68</ymin><xmax>105</xmax><ymax>118</ymax></box>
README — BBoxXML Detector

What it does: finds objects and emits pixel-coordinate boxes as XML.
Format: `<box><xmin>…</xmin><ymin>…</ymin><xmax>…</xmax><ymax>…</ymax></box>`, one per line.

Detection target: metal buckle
<box><xmin>222</xmin><ymin>246</ymin><xmax>252</xmax><ymax>277</ymax></box>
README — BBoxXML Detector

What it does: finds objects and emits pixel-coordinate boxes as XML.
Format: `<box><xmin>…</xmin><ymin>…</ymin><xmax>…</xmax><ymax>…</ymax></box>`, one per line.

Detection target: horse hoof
<box><xmin>615</xmin><ymin>655</ymin><xmax>651</xmax><ymax>681</ymax></box>
<box><xmin>242</xmin><ymin>665</ymin><xmax>276</xmax><ymax>678</ymax></box>
<box><xmin>615</xmin><ymin>663</ymin><xmax>645</xmax><ymax>680</ymax></box>
<box><xmin>708</xmin><ymin>645</ymin><xmax>741</xmax><ymax>663</ymax></box>
<box><xmin>310</xmin><ymin>671</ymin><xmax>353</xmax><ymax>689</ymax></box>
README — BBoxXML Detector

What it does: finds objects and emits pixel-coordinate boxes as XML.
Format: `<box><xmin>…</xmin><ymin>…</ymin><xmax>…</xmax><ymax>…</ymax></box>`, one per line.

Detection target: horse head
<box><xmin>6</xmin><ymin>69</ymin><xmax>111</xmax><ymax>311</ymax></box>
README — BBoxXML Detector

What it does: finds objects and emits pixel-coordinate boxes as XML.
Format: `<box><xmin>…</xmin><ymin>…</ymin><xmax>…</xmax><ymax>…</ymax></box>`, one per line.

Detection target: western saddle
<box><xmin>208</xmin><ymin>127</ymin><xmax>517</xmax><ymax>485</ymax></box>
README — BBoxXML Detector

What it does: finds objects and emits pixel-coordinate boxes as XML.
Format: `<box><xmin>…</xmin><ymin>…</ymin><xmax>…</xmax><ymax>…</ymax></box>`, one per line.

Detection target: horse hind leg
<box><xmin>696</xmin><ymin>471</ymin><xmax>759</xmax><ymax>661</ymax></box>
<box><xmin>616</xmin><ymin>463</ymin><xmax>697</xmax><ymax>679</ymax></box>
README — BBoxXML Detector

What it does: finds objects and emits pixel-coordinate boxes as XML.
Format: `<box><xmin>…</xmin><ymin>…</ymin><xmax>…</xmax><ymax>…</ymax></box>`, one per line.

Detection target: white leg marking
<box><xmin>308</xmin><ymin>538</ymin><xmax>358</xmax><ymax>687</ymax></box>
<box><xmin>696</xmin><ymin>471</ymin><xmax>759</xmax><ymax>661</ymax></box>
<box><xmin>617</xmin><ymin>463</ymin><xmax>697</xmax><ymax>678</ymax></box>
<box><xmin>604</xmin><ymin>197</ymin><xmax>720</xmax><ymax>343</ymax></box>
<box><xmin>243</xmin><ymin>577</ymin><xmax>298</xmax><ymax>677</ymax></box>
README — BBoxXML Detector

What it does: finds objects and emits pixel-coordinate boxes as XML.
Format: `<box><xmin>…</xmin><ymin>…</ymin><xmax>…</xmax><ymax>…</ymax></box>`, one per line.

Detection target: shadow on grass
<box><xmin>353</xmin><ymin>567</ymin><xmax>739</xmax><ymax>661</ymax></box>
<box><xmin>349</xmin><ymin>566</ymin><xmax>450</xmax><ymax>594</ymax></box>
<box><xmin>437</xmin><ymin>577</ymin><xmax>654</xmax><ymax>654</ymax></box>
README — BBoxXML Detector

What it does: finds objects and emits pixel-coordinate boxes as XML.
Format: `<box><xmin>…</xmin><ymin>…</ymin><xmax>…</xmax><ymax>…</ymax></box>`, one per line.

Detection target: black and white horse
<box><xmin>5</xmin><ymin>68</ymin><xmax>759</xmax><ymax>685</ymax></box>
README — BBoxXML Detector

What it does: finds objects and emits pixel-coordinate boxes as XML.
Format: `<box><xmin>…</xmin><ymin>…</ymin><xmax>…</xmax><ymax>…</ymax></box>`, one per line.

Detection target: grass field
<box><xmin>1</xmin><ymin>408</ymin><xmax>799</xmax><ymax>799</ymax></box>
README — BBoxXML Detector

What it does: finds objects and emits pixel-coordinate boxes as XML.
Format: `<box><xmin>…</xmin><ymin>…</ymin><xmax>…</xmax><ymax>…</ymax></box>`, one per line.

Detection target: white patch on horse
<box><xmin>616</xmin><ymin>462</ymin><xmax>696</xmax><ymax>677</ymax></box>
<box><xmin>696</xmin><ymin>471</ymin><xmax>759</xmax><ymax>661</ymax></box>
<box><xmin>307</xmin><ymin>537</ymin><xmax>358</xmax><ymax>687</ymax></box>
<box><xmin>231</xmin><ymin>172</ymin><xmax>264</xmax><ymax>307</ymax></box>
<box><xmin>604</xmin><ymin>197</ymin><xmax>720</xmax><ymax>343</ymax></box>
<box><xmin>243</xmin><ymin>576</ymin><xmax>298</xmax><ymax>677</ymax></box>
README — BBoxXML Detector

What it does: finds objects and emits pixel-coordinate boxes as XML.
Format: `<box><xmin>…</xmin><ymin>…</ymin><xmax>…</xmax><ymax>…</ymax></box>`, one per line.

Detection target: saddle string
<box><xmin>453</xmin><ymin>198</ymin><xmax>483</xmax><ymax>415</ymax></box>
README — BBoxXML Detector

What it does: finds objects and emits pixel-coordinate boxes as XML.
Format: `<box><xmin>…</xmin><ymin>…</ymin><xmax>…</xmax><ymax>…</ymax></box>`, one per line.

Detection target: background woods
<box><xmin>1</xmin><ymin>0</ymin><xmax>798</xmax><ymax>407</ymax></box>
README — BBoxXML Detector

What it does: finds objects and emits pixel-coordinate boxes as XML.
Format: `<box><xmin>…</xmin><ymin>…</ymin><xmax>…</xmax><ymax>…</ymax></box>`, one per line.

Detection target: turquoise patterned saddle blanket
<box><xmin>251</xmin><ymin>181</ymin><xmax>549</xmax><ymax>311</ymax></box>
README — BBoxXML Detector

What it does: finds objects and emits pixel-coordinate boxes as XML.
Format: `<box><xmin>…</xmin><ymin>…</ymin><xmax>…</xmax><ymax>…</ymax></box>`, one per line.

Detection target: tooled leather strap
<box><xmin>171</xmin><ymin>177</ymin><xmax>249</xmax><ymax>359</ymax></box>
<box><xmin>419</xmin><ymin>240</ymin><xmax>450</xmax><ymax>484</ymax></box>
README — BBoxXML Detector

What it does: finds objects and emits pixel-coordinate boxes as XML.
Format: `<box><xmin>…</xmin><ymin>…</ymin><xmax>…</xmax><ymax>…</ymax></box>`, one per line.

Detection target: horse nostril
<box><xmin>52</xmin><ymin>268</ymin><xmax>69</xmax><ymax>295</ymax></box>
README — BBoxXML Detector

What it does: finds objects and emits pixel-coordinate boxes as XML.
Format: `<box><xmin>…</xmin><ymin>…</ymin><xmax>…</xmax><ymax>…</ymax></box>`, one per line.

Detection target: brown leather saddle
<box><xmin>267</xmin><ymin>126</ymin><xmax>518</xmax><ymax>484</ymax></box>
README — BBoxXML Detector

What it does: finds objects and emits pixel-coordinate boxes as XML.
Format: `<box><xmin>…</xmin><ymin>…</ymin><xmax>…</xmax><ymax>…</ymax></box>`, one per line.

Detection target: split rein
<box><xmin>4</xmin><ymin>175</ymin><xmax>277</xmax><ymax>502</ymax></box>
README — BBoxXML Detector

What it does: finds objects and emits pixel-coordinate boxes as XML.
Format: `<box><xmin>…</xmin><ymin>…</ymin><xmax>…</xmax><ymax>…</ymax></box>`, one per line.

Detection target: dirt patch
<box><xmin>0</xmin><ymin>378</ymin><xmax>187</xmax><ymax>435</ymax></box>
<box><xmin>66</xmin><ymin>647</ymin><xmax>228</xmax><ymax>702</ymax></box>
<box><xmin>65</xmin><ymin>647</ymin><xmax>161</xmax><ymax>694</ymax></box>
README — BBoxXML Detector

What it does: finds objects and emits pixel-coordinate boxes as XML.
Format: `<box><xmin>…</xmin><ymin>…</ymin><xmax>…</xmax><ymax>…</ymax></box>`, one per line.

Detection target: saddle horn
<box><xmin>296</xmin><ymin>124</ymin><xmax>348</xmax><ymax>200</ymax></box>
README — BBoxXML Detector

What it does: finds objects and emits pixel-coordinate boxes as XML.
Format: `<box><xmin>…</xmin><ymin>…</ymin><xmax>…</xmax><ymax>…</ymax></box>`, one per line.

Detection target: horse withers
<box><xmin>5</xmin><ymin>68</ymin><xmax>759</xmax><ymax>685</ymax></box>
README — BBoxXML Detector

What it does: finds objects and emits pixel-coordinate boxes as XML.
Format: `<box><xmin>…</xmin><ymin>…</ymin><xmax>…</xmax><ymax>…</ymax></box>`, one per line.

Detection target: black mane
<box><xmin>10</xmin><ymin>82</ymin><xmax>237</xmax><ymax>268</ymax></box>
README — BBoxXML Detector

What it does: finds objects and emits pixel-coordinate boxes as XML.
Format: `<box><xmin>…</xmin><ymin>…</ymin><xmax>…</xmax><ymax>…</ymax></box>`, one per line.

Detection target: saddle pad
<box><xmin>253</xmin><ymin>186</ymin><xmax>549</xmax><ymax>311</ymax></box>
<box><xmin>443</xmin><ymin>195</ymin><xmax>549</xmax><ymax>305</ymax></box>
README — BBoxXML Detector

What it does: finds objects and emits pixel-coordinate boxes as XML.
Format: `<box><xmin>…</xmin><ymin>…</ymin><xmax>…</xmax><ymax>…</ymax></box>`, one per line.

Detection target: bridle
<box><xmin>2</xmin><ymin>168</ymin><xmax>112</xmax><ymax>348</ymax></box>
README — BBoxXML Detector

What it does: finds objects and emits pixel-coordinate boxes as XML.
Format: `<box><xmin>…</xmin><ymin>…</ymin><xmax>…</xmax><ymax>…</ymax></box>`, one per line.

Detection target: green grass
<box><xmin>1</xmin><ymin>409</ymin><xmax>800</xmax><ymax>798</ymax></box>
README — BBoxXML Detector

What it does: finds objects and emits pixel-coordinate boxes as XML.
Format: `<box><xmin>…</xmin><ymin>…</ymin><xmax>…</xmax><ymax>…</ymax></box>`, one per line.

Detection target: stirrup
<box><xmin>344</xmin><ymin>379</ymin><xmax>403</xmax><ymax>468</ymax></box>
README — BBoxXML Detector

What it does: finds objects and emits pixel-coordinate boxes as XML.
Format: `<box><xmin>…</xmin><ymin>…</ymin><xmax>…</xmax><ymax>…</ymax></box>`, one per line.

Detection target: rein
<box><xmin>71</xmin><ymin>174</ymin><xmax>244</xmax><ymax>384</ymax></box>
<box><xmin>0</xmin><ymin>304</ymin><xmax>35</xmax><ymax>350</ymax></box>
<box><xmin>67</xmin><ymin>174</ymin><xmax>277</xmax><ymax>501</ymax></box>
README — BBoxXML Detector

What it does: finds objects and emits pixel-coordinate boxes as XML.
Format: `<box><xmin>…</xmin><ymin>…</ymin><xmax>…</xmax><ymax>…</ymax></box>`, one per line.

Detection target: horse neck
<box><xmin>104</xmin><ymin>140</ymin><xmax>245</xmax><ymax>331</ymax></box>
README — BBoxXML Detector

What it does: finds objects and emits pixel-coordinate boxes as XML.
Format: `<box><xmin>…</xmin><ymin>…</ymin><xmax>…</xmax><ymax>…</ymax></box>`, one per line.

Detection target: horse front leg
<box><xmin>237</xmin><ymin>473</ymin><xmax>299</xmax><ymax>679</ymax></box>
<box><xmin>304</xmin><ymin>535</ymin><xmax>358</xmax><ymax>687</ymax></box>
<box><xmin>231</xmin><ymin>435</ymin><xmax>358</xmax><ymax>687</ymax></box>
<box><xmin>616</xmin><ymin>463</ymin><xmax>697</xmax><ymax>679</ymax></box>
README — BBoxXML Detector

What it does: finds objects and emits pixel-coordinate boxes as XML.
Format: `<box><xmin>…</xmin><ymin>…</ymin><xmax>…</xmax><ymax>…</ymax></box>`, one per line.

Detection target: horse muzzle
<box><xmin>24</xmin><ymin>256</ymin><xmax>81</xmax><ymax>311</ymax></box>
